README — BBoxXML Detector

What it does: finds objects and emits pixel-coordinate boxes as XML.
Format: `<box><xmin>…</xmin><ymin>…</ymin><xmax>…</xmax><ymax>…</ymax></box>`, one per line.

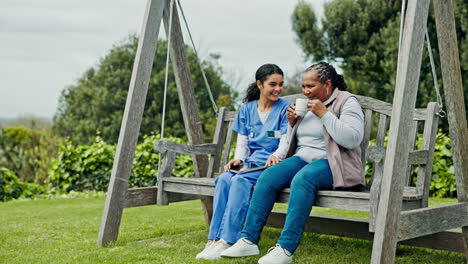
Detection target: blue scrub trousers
<box><xmin>208</xmin><ymin>170</ymin><xmax>263</xmax><ymax>243</ymax></box>
<box><xmin>240</xmin><ymin>157</ymin><xmax>333</xmax><ymax>253</ymax></box>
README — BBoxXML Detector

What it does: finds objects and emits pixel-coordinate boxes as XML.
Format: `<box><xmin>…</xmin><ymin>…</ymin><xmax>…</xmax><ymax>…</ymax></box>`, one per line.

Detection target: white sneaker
<box><xmin>195</xmin><ymin>240</ymin><xmax>216</xmax><ymax>259</ymax></box>
<box><xmin>220</xmin><ymin>237</ymin><xmax>260</xmax><ymax>258</ymax></box>
<box><xmin>257</xmin><ymin>244</ymin><xmax>292</xmax><ymax>264</ymax></box>
<box><xmin>200</xmin><ymin>239</ymin><xmax>232</xmax><ymax>260</ymax></box>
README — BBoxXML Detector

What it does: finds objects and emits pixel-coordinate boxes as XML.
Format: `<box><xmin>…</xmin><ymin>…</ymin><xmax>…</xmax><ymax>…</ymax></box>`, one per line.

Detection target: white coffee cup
<box><xmin>295</xmin><ymin>98</ymin><xmax>308</xmax><ymax>116</ymax></box>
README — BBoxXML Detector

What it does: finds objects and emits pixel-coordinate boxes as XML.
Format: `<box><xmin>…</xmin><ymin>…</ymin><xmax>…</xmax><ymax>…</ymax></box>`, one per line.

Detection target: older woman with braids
<box><xmin>221</xmin><ymin>62</ymin><xmax>365</xmax><ymax>264</ymax></box>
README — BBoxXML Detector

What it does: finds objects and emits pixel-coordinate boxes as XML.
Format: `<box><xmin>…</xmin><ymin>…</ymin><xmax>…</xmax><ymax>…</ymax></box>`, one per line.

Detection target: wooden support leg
<box><xmin>201</xmin><ymin>197</ymin><xmax>214</xmax><ymax>226</ymax></box>
<box><xmin>97</xmin><ymin>0</ymin><xmax>166</xmax><ymax>247</ymax></box>
<box><xmin>370</xmin><ymin>0</ymin><xmax>430</xmax><ymax>263</ymax></box>
<box><xmin>433</xmin><ymin>0</ymin><xmax>468</xmax><ymax>260</ymax></box>
<box><xmin>162</xmin><ymin>0</ymin><xmax>212</xmax><ymax>226</ymax></box>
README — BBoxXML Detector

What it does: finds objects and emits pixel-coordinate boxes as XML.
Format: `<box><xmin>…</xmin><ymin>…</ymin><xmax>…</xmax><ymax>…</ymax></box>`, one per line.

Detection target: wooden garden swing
<box><xmin>97</xmin><ymin>0</ymin><xmax>468</xmax><ymax>263</ymax></box>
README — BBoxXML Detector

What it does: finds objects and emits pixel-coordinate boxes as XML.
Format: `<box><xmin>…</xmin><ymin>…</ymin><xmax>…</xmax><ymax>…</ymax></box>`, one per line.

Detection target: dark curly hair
<box><xmin>305</xmin><ymin>61</ymin><xmax>347</xmax><ymax>91</ymax></box>
<box><xmin>243</xmin><ymin>64</ymin><xmax>284</xmax><ymax>102</ymax></box>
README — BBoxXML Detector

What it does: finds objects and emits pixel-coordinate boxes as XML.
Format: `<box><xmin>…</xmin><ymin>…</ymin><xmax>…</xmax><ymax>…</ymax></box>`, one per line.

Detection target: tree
<box><xmin>53</xmin><ymin>35</ymin><xmax>237</xmax><ymax>144</ymax></box>
<box><xmin>291</xmin><ymin>0</ymin><xmax>468</xmax><ymax>127</ymax></box>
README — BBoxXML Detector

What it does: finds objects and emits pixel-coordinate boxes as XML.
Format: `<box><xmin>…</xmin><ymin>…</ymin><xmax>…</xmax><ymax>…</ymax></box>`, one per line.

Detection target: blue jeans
<box><xmin>208</xmin><ymin>170</ymin><xmax>263</xmax><ymax>243</ymax></box>
<box><xmin>240</xmin><ymin>157</ymin><xmax>333</xmax><ymax>253</ymax></box>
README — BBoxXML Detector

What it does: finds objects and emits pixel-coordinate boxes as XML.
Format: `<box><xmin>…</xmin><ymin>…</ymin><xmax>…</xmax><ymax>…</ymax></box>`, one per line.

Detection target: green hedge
<box><xmin>3</xmin><ymin>128</ymin><xmax>456</xmax><ymax>199</ymax></box>
<box><xmin>0</xmin><ymin>167</ymin><xmax>45</xmax><ymax>201</ymax></box>
<box><xmin>50</xmin><ymin>131</ymin><xmax>456</xmax><ymax>197</ymax></box>
<box><xmin>47</xmin><ymin>134</ymin><xmax>193</xmax><ymax>193</ymax></box>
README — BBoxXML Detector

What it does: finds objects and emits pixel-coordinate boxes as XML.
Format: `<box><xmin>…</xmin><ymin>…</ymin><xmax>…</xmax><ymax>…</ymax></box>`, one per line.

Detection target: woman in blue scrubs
<box><xmin>196</xmin><ymin>64</ymin><xmax>291</xmax><ymax>260</ymax></box>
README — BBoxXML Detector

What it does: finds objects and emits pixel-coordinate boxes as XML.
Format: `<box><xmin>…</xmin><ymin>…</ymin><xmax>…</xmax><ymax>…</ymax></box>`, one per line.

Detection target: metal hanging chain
<box><xmin>425</xmin><ymin>29</ymin><xmax>446</xmax><ymax>118</ymax></box>
<box><xmin>161</xmin><ymin>0</ymin><xmax>175</xmax><ymax>142</ymax></box>
<box><xmin>398</xmin><ymin>0</ymin><xmax>445</xmax><ymax>118</ymax></box>
<box><xmin>176</xmin><ymin>0</ymin><xmax>218</xmax><ymax>115</ymax></box>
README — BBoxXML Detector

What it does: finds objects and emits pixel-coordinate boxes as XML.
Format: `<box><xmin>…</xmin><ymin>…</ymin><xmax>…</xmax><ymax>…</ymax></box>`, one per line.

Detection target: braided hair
<box><xmin>243</xmin><ymin>64</ymin><xmax>284</xmax><ymax>102</ymax></box>
<box><xmin>305</xmin><ymin>61</ymin><xmax>347</xmax><ymax>91</ymax></box>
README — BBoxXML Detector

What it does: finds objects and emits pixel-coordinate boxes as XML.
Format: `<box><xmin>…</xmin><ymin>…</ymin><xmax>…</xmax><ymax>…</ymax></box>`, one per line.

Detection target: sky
<box><xmin>0</xmin><ymin>0</ymin><xmax>325</xmax><ymax>119</ymax></box>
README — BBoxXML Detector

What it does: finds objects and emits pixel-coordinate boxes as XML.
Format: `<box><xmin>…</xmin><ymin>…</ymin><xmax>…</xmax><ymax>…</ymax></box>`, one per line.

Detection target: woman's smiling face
<box><xmin>258</xmin><ymin>73</ymin><xmax>284</xmax><ymax>102</ymax></box>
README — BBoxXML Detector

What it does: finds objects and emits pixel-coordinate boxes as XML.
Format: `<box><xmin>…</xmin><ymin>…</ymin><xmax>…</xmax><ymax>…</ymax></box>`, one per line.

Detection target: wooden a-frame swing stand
<box><xmin>97</xmin><ymin>0</ymin><xmax>468</xmax><ymax>263</ymax></box>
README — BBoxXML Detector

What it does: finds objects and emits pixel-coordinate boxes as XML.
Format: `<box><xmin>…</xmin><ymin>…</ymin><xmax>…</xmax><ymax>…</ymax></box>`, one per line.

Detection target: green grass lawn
<box><xmin>0</xmin><ymin>196</ymin><xmax>464</xmax><ymax>264</ymax></box>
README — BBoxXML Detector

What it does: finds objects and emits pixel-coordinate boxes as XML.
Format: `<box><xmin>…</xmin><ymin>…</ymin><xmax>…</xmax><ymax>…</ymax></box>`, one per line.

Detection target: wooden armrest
<box><xmin>153</xmin><ymin>140</ymin><xmax>217</xmax><ymax>155</ymax></box>
<box><xmin>366</xmin><ymin>146</ymin><xmax>428</xmax><ymax>165</ymax></box>
<box><xmin>366</xmin><ymin>146</ymin><xmax>386</xmax><ymax>163</ymax></box>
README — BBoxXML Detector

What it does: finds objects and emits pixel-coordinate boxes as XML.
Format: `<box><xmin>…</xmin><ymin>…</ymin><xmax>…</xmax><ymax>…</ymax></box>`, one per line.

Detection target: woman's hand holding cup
<box><xmin>308</xmin><ymin>99</ymin><xmax>328</xmax><ymax>118</ymax></box>
<box><xmin>287</xmin><ymin>105</ymin><xmax>299</xmax><ymax>127</ymax></box>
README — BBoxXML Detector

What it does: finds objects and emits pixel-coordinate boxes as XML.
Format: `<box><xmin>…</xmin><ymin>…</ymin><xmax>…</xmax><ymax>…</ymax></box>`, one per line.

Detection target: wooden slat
<box><xmin>361</xmin><ymin>109</ymin><xmax>373</xmax><ymax>169</ymax></box>
<box><xmin>153</xmin><ymin>140</ymin><xmax>217</xmax><ymax>155</ymax></box>
<box><xmin>369</xmin><ymin>114</ymin><xmax>389</xmax><ymax>231</ymax></box>
<box><xmin>369</xmin><ymin>159</ymin><xmax>384</xmax><ymax>232</ymax></box>
<box><xmin>416</xmin><ymin>103</ymin><xmax>438</xmax><ymax>207</ymax></box>
<box><xmin>97</xmin><ymin>0</ymin><xmax>166</xmax><ymax>247</ymax></box>
<box><xmin>402</xmin><ymin>229</ymin><xmax>466</xmax><ymax>253</ymax></box>
<box><xmin>355</xmin><ymin>95</ymin><xmax>393</xmax><ymax>115</ymax></box>
<box><xmin>124</xmin><ymin>187</ymin><xmax>158</xmax><ymax>208</ymax></box>
<box><xmin>369</xmin><ymin>113</ymin><xmax>389</xmax><ymax>231</ymax></box>
<box><xmin>355</xmin><ymin>95</ymin><xmax>428</xmax><ymax>120</ymax></box>
<box><xmin>375</xmin><ymin>114</ymin><xmax>388</xmax><ymax>147</ymax></box>
<box><xmin>404</xmin><ymin>121</ymin><xmax>418</xmax><ymax>185</ymax></box>
<box><xmin>124</xmin><ymin>187</ymin><xmax>203</xmax><ymax>208</ymax></box>
<box><xmin>164</xmin><ymin>181</ymin><xmax>215</xmax><ymax>196</ymax></box>
<box><xmin>408</xmin><ymin>150</ymin><xmax>429</xmax><ymax>165</ymax></box>
<box><xmin>278</xmin><ymin>189</ymin><xmax>371</xmax><ymax>211</ymax></box>
<box><xmin>371</xmin><ymin>0</ymin><xmax>431</xmax><ymax>262</ymax></box>
<box><xmin>157</xmin><ymin>151</ymin><xmax>175</xmax><ymax>205</ymax></box>
<box><xmin>313</xmin><ymin>195</ymin><xmax>370</xmax><ymax>211</ymax></box>
<box><xmin>266</xmin><ymin>210</ymin><xmax>466</xmax><ymax>253</ymax></box>
<box><xmin>223</xmin><ymin>111</ymin><xmax>237</xmax><ymax>122</ymax></box>
<box><xmin>163</xmin><ymin>176</ymin><xmax>215</xmax><ymax>185</ymax></box>
<box><xmin>398</xmin><ymin>202</ymin><xmax>468</xmax><ymax>241</ymax></box>
<box><xmin>222</xmin><ymin>123</ymin><xmax>235</xmax><ymax>167</ymax></box>
<box><xmin>207</xmin><ymin>108</ymin><xmax>229</xmax><ymax>178</ymax></box>
<box><xmin>316</xmin><ymin>190</ymin><xmax>370</xmax><ymax>199</ymax></box>
<box><xmin>402</xmin><ymin>186</ymin><xmax>421</xmax><ymax>200</ymax></box>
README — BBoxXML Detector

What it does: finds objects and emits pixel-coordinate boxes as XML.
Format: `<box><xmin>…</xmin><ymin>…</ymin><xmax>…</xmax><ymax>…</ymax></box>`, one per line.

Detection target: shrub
<box><xmin>47</xmin><ymin>136</ymin><xmax>115</xmax><ymax>192</ymax></box>
<box><xmin>0</xmin><ymin>126</ymin><xmax>63</xmax><ymax>184</ymax></box>
<box><xmin>425</xmin><ymin>132</ymin><xmax>456</xmax><ymax>198</ymax></box>
<box><xmin>47</xmin><ymin>134</ymin><xmax>194</xmax><ymax>193</ymax></box>
<box><xmin>0</xmin><ymin>167</ymin><xmax>45</xmax><ymax>201</ymax></box>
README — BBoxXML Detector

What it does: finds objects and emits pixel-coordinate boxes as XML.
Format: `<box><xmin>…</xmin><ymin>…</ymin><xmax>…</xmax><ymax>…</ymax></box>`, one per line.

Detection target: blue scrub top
<box><xmin>232</xmin><ymin>97</ymin><xmax>291</xmax><ymax>166</ymax></box>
